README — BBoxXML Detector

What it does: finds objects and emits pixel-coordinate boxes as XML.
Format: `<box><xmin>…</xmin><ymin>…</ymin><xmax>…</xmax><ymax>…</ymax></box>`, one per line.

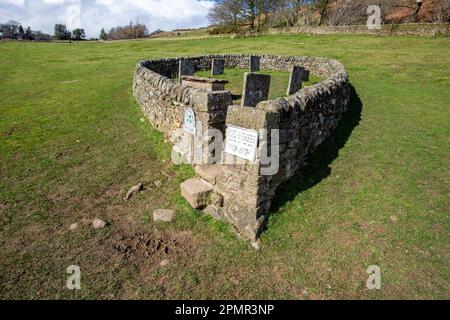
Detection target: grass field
<box><xmin>0</xmin><ymin>34</ymin><xmax>449</xmax><ymax>299</ymax></box>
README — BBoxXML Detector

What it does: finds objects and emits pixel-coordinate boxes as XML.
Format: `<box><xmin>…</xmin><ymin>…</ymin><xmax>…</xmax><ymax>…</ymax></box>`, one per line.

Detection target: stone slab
<box><xmin>195</xmin><ymin>165</ymin><xmax>224</xmax><ymax>185</ymax></box>
<box><xmin>153</xmin><ymin>209</ymin><xmax>174</xmax><ymax>222</ymax></box>
<box><xmin>241</xmin><ymin>72</ymin><xmax>271</xmax><ymax>107</ymax></box>
<box><xmin>249</xmin><ymin>55</ymin><xmax>260</xmax><ymax>72</ymax></box>
<box><xmin>211</xmin><ymin>58</ymin><xmax>225</xmax><ymax>76</ymax></box>
<box><xmin>180</xmin><ymin>178</ymin><xmax>213</xmax><ymax>209</ymax></box>
<box><xmin>181</xmin><ymin>75</ymin><xmax>229</xmax><ymax>91</ymax></box>
<box><xmin>179</xmin><ymin>59</ymin><xmax>195</xmax><ymax>77</ymax></box>
<box><xmin>287</xmin><ymin>66</ymin><xmax>304</xmax><ymax>95</ymax></box>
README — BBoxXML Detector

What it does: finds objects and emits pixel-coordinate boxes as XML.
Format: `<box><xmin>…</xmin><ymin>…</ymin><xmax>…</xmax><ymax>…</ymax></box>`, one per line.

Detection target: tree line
<box><xmin>0</xmin><ymin>20</ymin><xmax>51</xmax><ymax>41</ymax></box>
<box><xmin>53</xmin><ymin>24</ymin><xmax>86</xmax><ymax>41</ymax></box>
<box><xmin>208</xmin><ymin>0</ymin><xmax>450</xmax><ymax>34</ymax></box>
<box><xmin>99</xmin><ymin>21</ymin><xmax>149</xmax><ymax>40</ymax></box>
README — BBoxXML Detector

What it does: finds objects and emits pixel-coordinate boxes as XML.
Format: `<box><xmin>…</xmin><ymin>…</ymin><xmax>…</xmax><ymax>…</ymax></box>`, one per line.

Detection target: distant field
<box><xmin>151</xmin><ymin>27</ymin><xmax>211</xmax><ymax>39</ymax></box>
<box><xmin>0</xmin><ymin>34</ymin><xmax>449</xmax><ymax>299</ymax></box>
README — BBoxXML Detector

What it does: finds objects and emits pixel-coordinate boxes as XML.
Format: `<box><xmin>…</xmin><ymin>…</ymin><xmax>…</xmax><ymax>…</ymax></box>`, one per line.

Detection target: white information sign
<box><xmin>225</xmin><ymin>125</ymin><xmax>259</xmax><ymax>161</ymax></box>
<box><xmin>183</xmin><ymin>108</ymin><xmax>196</xmax><ymax>135</ymax></box>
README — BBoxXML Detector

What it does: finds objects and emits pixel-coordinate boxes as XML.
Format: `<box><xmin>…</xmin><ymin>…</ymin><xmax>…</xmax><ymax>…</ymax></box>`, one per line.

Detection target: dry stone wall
<box><xmin>133</xmin><ymin>54</ymin><xmax>351</xmax><ymax>241</ymax></box>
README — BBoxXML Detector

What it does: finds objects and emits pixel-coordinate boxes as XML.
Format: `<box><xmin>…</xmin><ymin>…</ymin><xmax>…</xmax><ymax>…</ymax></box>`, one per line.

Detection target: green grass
<box><xmin>0</xmin><ymin>34</ymin><xmax>449</xmax><ymax>299</ymax></box>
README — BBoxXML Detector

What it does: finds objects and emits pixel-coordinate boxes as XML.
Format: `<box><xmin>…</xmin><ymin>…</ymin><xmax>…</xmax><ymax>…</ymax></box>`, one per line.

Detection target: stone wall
<box><xmin>133</xmin><ymin>54</ymin><xmax>351</xmax><ymax>241</ymax></box>
<box><xmin>268</xmin><ymin>23</ymin><xmax>450</xmax><ymax>37</ymax></box>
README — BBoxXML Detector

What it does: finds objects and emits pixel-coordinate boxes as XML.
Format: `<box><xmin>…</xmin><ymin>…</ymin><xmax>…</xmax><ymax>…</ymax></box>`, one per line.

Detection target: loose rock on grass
<box><xmin>125</xmin><ymin>183</ymin><xmax>144</xmax><ymax>200</ymax></box>
<box><xmin>153</xmin><ymin>209</ymin><xmax>175</xmax><ymax>222</ymax></box>
<box><xmin>92</xmin><ymin>218</ymin><xmax>107</xmax><ymax>229</ymax></box>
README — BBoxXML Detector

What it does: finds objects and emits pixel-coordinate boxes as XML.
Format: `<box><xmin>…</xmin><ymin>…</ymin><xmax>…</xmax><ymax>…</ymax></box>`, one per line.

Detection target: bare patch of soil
<box><xmin>112</xmin><ymin>230</ymin><xmax>194</xmax><ymax>263</ymax></box>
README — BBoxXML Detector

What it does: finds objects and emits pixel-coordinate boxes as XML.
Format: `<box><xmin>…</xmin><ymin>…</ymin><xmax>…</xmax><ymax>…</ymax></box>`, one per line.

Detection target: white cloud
<box><xmin>0</xmin><ymin>0</ymin><xmax>215</xmax><ymax>38</ymax></box>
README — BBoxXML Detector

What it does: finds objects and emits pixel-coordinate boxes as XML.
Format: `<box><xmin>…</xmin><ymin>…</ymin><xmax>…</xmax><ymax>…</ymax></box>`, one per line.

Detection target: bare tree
<box><xmin>274</xmin><ymin>0</ymin><xmax>308</xmax><ymax>27</ymax></box>
<box><xmin>208</xmin><ymin>0</ymin><xmax>243</xmax><ymax>32</ymax></box>
<box><xmin>314</xmin><ymin>0</ymin><xmax>331</xmax><ymax>26</ymax></box>
<box><xmin>431</xmin><ymin>0</ymin><xmax>450</xmax><ymax>23</ymax></box>
<box><xmin>327</xmin><ymin>0</ymin><xmax>369</xmax><ymax>26</ymax></box>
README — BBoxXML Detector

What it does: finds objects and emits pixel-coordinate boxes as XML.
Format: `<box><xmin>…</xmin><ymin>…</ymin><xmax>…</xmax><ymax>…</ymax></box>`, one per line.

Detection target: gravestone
<box><xmin>301</xmin><ymin>68</ymin><xmax>310</xmax><ymax>82</ymax></box>
<box><xmin>287</xmin><ymin>66</ymin><xmax>304</xmax><ymax>95</ymax></box>
<box><xmin>211</xmin><ymin>58</ymin><xmax>225</xmax><ymax>76</ymax></box>
<box><xmin>241</xmin><ymin>72</ymin><xmax>271</xmax><ymax>108</ymax></box>
<box><xmin>249</xmin><ymin>55</ymin><xmax>260</xmax><ymax>72</ymax></box>
<box><xmin>179</xmin><ymin>59</ymin><xmax>195</xmax><ymax>78</ymax></box>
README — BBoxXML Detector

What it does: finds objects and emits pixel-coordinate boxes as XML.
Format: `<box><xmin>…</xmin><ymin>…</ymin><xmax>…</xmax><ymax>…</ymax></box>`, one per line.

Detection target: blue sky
<box><xmin>0</xmin><ymin>0</ymin><xmax>216</xmax><ymax>38</ymax></box>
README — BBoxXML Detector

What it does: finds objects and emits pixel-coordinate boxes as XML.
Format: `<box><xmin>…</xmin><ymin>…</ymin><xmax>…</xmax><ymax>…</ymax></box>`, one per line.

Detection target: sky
<box><xmin>0</xmin><ymin>0</ymin><xmax>217</xmax><ymax>38</ymax></box>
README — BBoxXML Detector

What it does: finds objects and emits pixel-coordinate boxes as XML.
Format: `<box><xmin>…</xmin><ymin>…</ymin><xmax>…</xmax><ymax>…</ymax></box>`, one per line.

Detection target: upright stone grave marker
<box><xmin>211</xmin><ymin>58</ymin><xmax>225</xmax><ymax>76</ymax></box>
<box><xmin>301</xmin><ymin>68</ymin><xmax>310</xmax><ymax>82</ymax></box>
<box><xmin>287</xmin><ymin>66</ymin><xmax>304</xmax><ymax>95</ymax></box>
<box><xmin>179</xmin><ymin>59</ymin><xmax>195</xmax><ymax>78</ymax></box>
<box><xmin>249</xmin><ymin>55</ymin><xmax>260</xmax><ymax>72</ymax></box>
<box><xmin>241</xmin><ymin>72</ymin><xmax>271</xmax><ymax>108</ymax></box>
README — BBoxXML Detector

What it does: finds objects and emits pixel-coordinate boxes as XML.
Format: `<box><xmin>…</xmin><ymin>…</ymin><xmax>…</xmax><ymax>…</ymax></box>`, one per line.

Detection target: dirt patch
<box><xmin>0</xmin><ymin>202</ymin><xmax>7</xmax><ymax>214</ymax></box>
<box><xmin>112</xmin><ymin>230</ymin><xmax>194</xmax><ymax>263</ymax></box>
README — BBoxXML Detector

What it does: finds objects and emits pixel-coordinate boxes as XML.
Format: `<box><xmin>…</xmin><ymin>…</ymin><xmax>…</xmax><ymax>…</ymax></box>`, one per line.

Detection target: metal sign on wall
<box><xmin>183</xmin><ymin>108</ymin><xmax>196</xmax><ymax>135</ymax></box>
<box><xmin>225</xmin><ymin>125</ymin><xmax>259</xmax><ymax>162</ymax></box>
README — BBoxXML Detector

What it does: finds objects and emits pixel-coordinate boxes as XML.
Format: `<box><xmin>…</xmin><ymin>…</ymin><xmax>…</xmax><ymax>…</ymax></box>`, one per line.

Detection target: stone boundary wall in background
<box><xmin>133</xmin><ymin>54</ymin><xmax>351</xmax><ymax>241</ymax></box>
<box><xmin>268</xmin><ymin>23</ymin><xmax>450</xmax><ymax>37</ymax></box>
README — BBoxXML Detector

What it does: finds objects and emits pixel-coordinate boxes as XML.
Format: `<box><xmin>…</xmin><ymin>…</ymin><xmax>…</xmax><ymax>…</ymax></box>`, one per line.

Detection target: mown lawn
<box><xmin>0</xmin><ymin>34</ymin><xmax>448</xmax><ymax>299</ymax></box>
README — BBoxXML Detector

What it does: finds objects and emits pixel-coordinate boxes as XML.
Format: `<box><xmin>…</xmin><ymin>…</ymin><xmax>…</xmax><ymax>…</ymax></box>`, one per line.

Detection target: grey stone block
<box><xmin>180</xmin><ymin>178</ymin><xmax>213</xmax><ymax>209</ymax></box>
<box><xmin>192</xmin><ymin>90</ymin><xmax>233</xmax><ymax>112</ymax></box>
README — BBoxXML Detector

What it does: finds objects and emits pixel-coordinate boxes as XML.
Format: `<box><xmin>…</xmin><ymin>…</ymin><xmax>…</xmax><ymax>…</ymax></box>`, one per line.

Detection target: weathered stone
<box><xmin>69</xmin><ymin>223</ymin><xmax>79</xmax><ymax>231</ymax></box>
<box><xmin>92</xmin><ymin>218</ymin><xmax>107</xmax><ymax>229</ymax></box>
<box><xmin>125</xmin><ymin>183</ymin><xmax>143</xmax><ymax>200</ymax></box>
<box><xmin>209</xmin><ymin>192</ymin><xmax>224</xmax><ymax>207</ymax></box>
<box><xmin>211</xmin><ymin>58</ymin><xmax>225</xmax><ymax>76</ymax></box>
<box><xmin>226</xmin><ymin>105</ymin><xmax>279</xmax><ymax>130</ymax></box>
<box><xmin>195</xmin><ymin>165</ymin><xmax>223</xmax><ymax>185</ymax></box>
<box><xmin>179</xmin><ymin>59</ymin><xmax>195</xmax><ymax>77</ymax></box>
<box><xmin>181</xmin><ymin>75</ymin><xmax>229</xmax><ymax>91</ymax></box>
<box><xmin>204</xmin><ymin>205</ymin><xmax>223</xmax><ymax>221</ymax></box>
<box><xmin>153</xmin><ymin>209</ymin><xmax>175</xmax><ymax>222</ymax></box>
<box><xmin>249</xmin><ymin>55</ymin><xmax>260</xmax><ymax>72</ymax></box>
<box><xmin>180</xmin><ymin>178</ymin><xmax>213</xmax><ymax>209</ymax></box>
<box><xmin>241</xmin><ymin>73</ymin><xmax>271</xmax><ymax>108</ymax></box>
<box><xmin>287</xmin><ymin>66</ymin><xmax>304</xmax><ymax>95</ymax></box>
<box><xmin>192</xmin><ymin>91</ymin><xmax>233</xmax><ymax>112</ymax></box>
<box><xmin>251</xmin><ymin>239</ymin><xmax>262</xmax><ymax>251</ymax></box>
<box><xmin>159</xmin><ymin>259</ymin><xmax>170</xmax><ymax>267</ymax></box>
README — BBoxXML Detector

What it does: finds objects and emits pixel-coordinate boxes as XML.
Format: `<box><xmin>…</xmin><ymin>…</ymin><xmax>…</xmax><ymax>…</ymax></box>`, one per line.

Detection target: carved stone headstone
<box><xmin>211</xmin><ymin>58</ymin><xmax>225</xmax><ymax>76</ymax></box>
<box><xmin>287</xmin><ymin>66</ymin><xmax>304</xmax><ymax>95</ymax></box>
<box><xmin>179</xmin><ymin>59</ymin><xmax>195</xmax><ymax>78</ymax></box>
<box><xmin>249</xmin><ymin>55</ymin><xmax>260</xmax><ymax>72</ymax></box>
<box><xmin>241</xmin><ymin>72</ymin><xmax>271</xmax><ymax>107</ymax></box>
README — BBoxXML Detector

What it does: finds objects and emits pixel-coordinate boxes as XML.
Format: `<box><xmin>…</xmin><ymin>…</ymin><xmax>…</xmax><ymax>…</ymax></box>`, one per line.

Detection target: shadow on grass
<box><xmin>268</xmin><ymin>84</ymin><xmax>363</xmax><ymax>218</ymax></box>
